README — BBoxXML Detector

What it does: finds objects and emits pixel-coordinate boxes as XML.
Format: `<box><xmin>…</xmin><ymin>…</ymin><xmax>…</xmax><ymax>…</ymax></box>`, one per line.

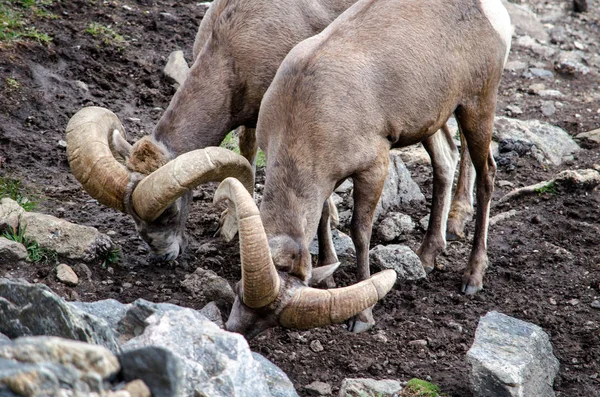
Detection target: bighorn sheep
<box><xmin>66</xmin><ymin>0</ymin><xmax>475</xmax><ymax>266</ymax></box>
<box><xmin>218</xmin><ymin>0</ymin><xmax>511</xmax><ymax>337</ymax></box>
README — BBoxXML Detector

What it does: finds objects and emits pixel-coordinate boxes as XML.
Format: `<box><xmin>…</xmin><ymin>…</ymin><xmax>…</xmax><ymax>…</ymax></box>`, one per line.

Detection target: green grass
<box><xmin>85</xmin><ymin>22</ymin><xmax>125</xmax><ymax>47</ymax></box>
<box><xmin>100</xmin><ymin>246</ymin><xmax>121</xmax><ymax>268</ymax></box>
<box><xmin>3</xmin><ymin>224</ymin><xmax>57</xmax><ymax>265</ymax></box>
<box><xmin>401</xmin><ymin>379</ymin><xmax>446</xmax><ymax>397</ymax></box>
<box><xmin>220</xmin><ymin>130</ymin><xmax>266</xmax><ymax>168</ymax></box>
<box><xmin>0</xmin><ymin>177</ymin><xmax>37</xmax><ymax>211</ymax></box>
<box><xmin>5</xmin><ymin>77</ymin><xmax>19</xmax><ymax>90</ymax></box>
<box><xmin>534</xmin><ymin>181</ymin><xmax>557</xmax><ymax>196</ymax></box>
<box><xmin>0</xmin><ymin>0</ymin><xmax>54</xmax><ymax>45</ymax></box>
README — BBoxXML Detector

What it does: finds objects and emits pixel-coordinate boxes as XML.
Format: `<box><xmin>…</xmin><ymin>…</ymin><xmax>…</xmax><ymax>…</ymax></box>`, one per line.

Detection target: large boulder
<box><xmin>181</xmin><ymin>267</ymin><xmax>236</xmax><ymax>308</ymax></box>
<box><xmin>369</xmin><ymin>245</ymin><xmax>426</xmax><ymax>281</ymax></box>
<box><xmin>338</xmin><ymin>378</ymin><xmax>403</xmax><ymax>397</ymax></box>
<box><xmin>374</xmin><ymin>151</ymin><xmax>425</xmax><ymax>221</ymax></box>
<box><xmin>466</xmin><ymin>311</ymin><xmax>560</xmax><ymax>397</ymax></box>
<box><xmin>0</xmin><ymin>278</ymin><xmax>119</xmax><ymax>352</ymax></box>
<box><xmin>493</xmin><ymin>117</ymin><xmax>580</xmax><ymax>166</ymax></box>
<box><xmin>0</xmin><ymin>198</ymin><xmax>116</xmax><ymax>262</ymax></box>
<box><xmin>122</xmin><ymin>308</ymin><xmax>292</xmax><ymax>397</ymax></box>
<box><xmin>0</xmin><ymin>336</ymin><xmax>120</xmax><ymax>396</ymax></box>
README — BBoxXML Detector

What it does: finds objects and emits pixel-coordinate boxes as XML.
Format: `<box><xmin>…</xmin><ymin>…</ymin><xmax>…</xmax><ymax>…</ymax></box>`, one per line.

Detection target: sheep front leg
<box><xmin>347</xmin><ymin>157</ymin><xmax>389</xmax><ymax>333</ymax></box>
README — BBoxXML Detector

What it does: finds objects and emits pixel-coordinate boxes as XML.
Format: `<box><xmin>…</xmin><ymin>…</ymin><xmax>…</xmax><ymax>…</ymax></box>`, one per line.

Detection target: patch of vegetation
<box><xmin>5</xmin><ymin>77</ymin><xmax>19</xmax><ymax>90</ymax></box>
<box><xmin>0</xmin><ymin>0</ymin><xmax>54</xmax><ymax>45</ymax></box>
<box><xmin>3</xmin><ymin>224</ymin><xmax>57</xmax><ymax>265</ymax></box>
<box><xmin>100</xmin><ymin>246</ymin><xmax>121</xmax><ymax>269</ymax></box>
<box><xmin>534</xmin><ymin>181</ymin><xmax>557</xmax><ymax>196</ymax></box>
<box><xmin>0</xmin><ymin>177</ymin><xmax>37</xmax><ymax>211</ymax></box>
<box><xmin>401</xmin><ymin>379</ymin><xmax>447</xmax><ymax>397</ymax></box>
<box><xmin>220</xmin><ymin>130</ymin><xmax>266</xmax><ymax>168</ymax></box>
<box><xmin>85</xmin><ymin>22</ymin><xmax>126</xmax><ymax>47</ymax></box>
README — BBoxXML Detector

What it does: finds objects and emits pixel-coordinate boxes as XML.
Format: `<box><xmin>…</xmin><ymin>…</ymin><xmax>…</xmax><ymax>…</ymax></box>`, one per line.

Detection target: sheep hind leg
<box><xmin>314</xmin><ymin>199</ymin><xmax>340</xmax><ymax>288</ymax></box>
<box><xmin>417</xmin><ymin>125</ymin><xmax>459</xmax><ymax>273</ymax></box>
<box><xmin>454</xmin><ymin>103</ymin><xmax>496</xmax><ymax>295</ymax></box>
<box><xmin>446</xmin><ymin>130</ymin><xmax>476</xmax><ymax>241</ymax></box>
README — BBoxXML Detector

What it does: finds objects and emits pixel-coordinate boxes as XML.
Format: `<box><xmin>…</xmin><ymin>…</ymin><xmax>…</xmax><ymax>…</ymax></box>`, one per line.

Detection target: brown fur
<box><xmin>126</xmin><ymin>137</ymin><xmax>170</xmax><ymax>175</ymax></box>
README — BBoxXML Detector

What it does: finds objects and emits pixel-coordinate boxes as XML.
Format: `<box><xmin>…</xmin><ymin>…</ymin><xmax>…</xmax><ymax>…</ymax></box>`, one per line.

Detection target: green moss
<box><xmin>85</xmin><ymin>22</ymin><xmax>126</xmax><ymax>47</ymax></box>
<box><xmin>401</xmin><ymin>379</ymin><xmax>446</xmax><ymax>397</ymax></box>
<box><xmin>0</xmin><ymin>0</ymin><xmax>54</xmax><ymax>45</ymax></box>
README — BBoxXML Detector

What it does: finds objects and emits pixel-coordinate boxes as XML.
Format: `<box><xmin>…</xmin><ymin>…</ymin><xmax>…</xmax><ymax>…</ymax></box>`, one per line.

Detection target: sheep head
<box><xmin>66</xmin><ymin>106</ymin><xmax>254</xmax><ymax>262</ymax></box>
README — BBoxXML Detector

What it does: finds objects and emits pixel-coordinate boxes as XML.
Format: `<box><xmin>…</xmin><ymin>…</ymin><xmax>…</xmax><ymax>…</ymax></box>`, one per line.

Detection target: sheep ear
<box><xmin>111</xmin><ymin>129</ymin><xmax>133</xmax><ymax>162</ymax></box>
<box><xmin>309</xmin><ymin>262</ymin><xmax>340</xmax><ymax>286</ymax></box>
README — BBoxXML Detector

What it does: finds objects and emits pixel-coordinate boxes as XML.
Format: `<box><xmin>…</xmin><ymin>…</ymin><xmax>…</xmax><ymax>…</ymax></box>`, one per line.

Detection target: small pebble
<box><xmin>590</xmin><ymin>300</ymin><xmax>600</xmax><ymax>309</ymax></box>
<box><xmin>567</xmin><ymin>298</ymin><xmax>579</xmax><ymax>306</ymax></box>
<box><xmin>531</xmin><ymin>215</ymin><xmax>542</xmax><ymax>224</ymax></box>
<box><xmin>408</xmin><ymin>339</ymin><xmax>428</xmax><ymax>347</ymax></box>
<box><xmin>310</xmin><ymin>339</ymin><xmax>324</xmax><ymax>353</ymax></box>
<box><xmin>549</xmin><ymin>298</ymin><xmax>557</xmax><ymax>305</ymax></box>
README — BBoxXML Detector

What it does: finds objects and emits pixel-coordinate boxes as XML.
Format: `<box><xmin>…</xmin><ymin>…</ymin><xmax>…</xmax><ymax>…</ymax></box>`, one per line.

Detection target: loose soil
<box><xmin>1</xmin><ymin>1</ymin><xmax>599</xmax><ymax>396</ymax></box>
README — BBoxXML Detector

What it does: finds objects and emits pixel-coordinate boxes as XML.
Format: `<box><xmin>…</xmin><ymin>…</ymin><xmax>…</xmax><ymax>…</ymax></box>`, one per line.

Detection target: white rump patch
<box><xmin>480</xmin><ymin>0</ymin><xmax>513</xmax><ymax>65</ymax></box>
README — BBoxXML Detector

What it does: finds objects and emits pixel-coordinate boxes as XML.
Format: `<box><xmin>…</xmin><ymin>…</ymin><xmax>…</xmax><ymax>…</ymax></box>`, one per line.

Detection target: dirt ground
<box><xmin>1</xmin><ymin>0</ymin><xmax>599</xmax><ymax>396</ymax></box>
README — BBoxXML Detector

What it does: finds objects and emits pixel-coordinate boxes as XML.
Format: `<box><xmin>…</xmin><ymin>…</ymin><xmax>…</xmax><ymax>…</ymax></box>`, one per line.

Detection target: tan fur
<box><xmin>256</xmin><ymin>0</ymin><xmax>510</xmax><ymax>299</ymax></box>
<box><xmin>126</xmin><ymin>137</ymin><xmax>170</xmax><ymax>175</ymax></box>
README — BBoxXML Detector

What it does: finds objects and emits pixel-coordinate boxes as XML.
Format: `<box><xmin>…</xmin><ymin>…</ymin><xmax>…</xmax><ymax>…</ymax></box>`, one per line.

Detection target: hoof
<box><xmin>461</xmin><ymin>274</ymin><xmax>483</xmax><ymax>295</ymax></box>
<box><xmin>423</xmin><ymin>265</ymin><xmax>435</xmax><ymax>274</ymax></box>
<box><xmin>346</xmin><ymin>308</ymin><xmax>374</xmax><ymax>333</ymax></box>
<box><xmin>446</xmin><ymin>230</ymin><xmax>464</xmax><ymax>241</ymax></box>
<box><xmin>217</xmin><ymin>208</ymin><xmax>238</xmax><ymax>242</ymax></box>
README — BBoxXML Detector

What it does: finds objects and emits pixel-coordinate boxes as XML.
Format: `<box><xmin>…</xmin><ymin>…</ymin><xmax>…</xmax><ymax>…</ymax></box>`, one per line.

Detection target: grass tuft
<box><xmin>401</xmin><ymin>379</ymin><xmax>446</xmax><ymax>397</ymax></box>
<box><xmin>100</xmin><ymin>246</ymin><xmax>121</xmax><ymax>269</ymax></box>
<box><xmin>3</xmin><ymin>224</ymin><xmax>57</xmax><ymax>265</ymax></box>
<box><xmin>0</xmin><ymin>177</ymin><xmax>37</xmax><ymax>211</ymax></box>
<box><xmin>0</xmin><ymin>0</ymin><xmax>54</xmax><ymax>45</ymax></box>
<box><xmin>534</xmin><ymin>181</ymin><xmax>557</xmax><ymax>196</ymax></box>
<box><xmin>85</xmin><ymin>22</ymin><xmax>126</xmax><ymax>47</ymax></box>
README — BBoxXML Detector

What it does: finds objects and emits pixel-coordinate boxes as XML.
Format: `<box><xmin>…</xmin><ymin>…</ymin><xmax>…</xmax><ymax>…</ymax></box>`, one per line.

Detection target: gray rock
<box><xmin>377</xmin><ymin>212</ymin><xmax>415</xmax><ymax>242</ymax></box>
<box><xmin>555</xmin><ymin>51</ymin><xmax>591</xmax><ymax>76</ymax></box>
<box><xmin>199</xmin><ymin>301</ymin><xmax>224</xmax><ymax>328</ymax></box>
<box><xmin>505</xmin><ymin>60</ymin><xmax>528</xmax><ymax>71</ymax></box>
<box><xmin>252</xmin><ymin>353</ymin><xmax>299</xmax><ymax>397</ymax></box>
<box><xmin>0</xmin><ymin>198</ymin><xmax>24</xmax><ymax>234</ymax></box>
<box><xmin>338</xmin><ymin>378</ymin><xmax>403</xmax><ymax>397</ymax></box>
<box><xmin>530</xmin><ymin>68</ymin><xmax>554</xmax><ymax>79</ymax></box>
<box><xmin>591</xmin><ymin>300</ymin><xmax>600</xmax><ymax>310</ymax></box>
<box><xmin>493</xmin><ymin>117</ymin><xmax>580</xmax><ymax>166</ymax></box>
<box><xmin>119</xmin><ymin>346</ymin><xmax>184</xmax><ymax>397</ymax></box>
<box><xmin>374</xmin><ymin>151</ymin><xmax>425</xmax><ymax>221</ymax></box>
<box><xmin>576</xmin><ymin>128</ymin><xmax>600</xmax><ymax>144</ymax></box>
<box><xmin>515</xmin><ymin>36</ymin><xmax>556</xmax><ymax>59</ymax></box>
<box><xmin>181</xmin><ymin>267</ymin><xmax>235</xmax><ymax>307</ymax></box>
<box><xmin>305</xmin><ymin>381</ymin><xmax>332</xmax><ymax>396</ymax></box>
<box><xmin>71</xmin><ymin>299</ymin><xmax>130</xmax><ymax>333</ymax></box>
<box><xmin>466</xmin><ymin>311</ymin><xmax>560</xmax><ymax>397</ymax></box>
<box><xmin>122</xmin><ymin>308</ymin><xmax>272</xmax><ymax>397</ymax></box>
<box><xmin>0</xmin><ymin>278</ymin><xmax>118</xmax><ymax>352</ymax></box>
<box><xmin>501</xmin><ymin>0</ymin><xmax>549</xmax><ymax>42</ymax></box>
<box><xmin>0</xmin><ymin>336</ymin><xmax>119</xmax><ymax>396</ymax></box>
<box><xmin>419</xmin><ymin>215</ymin><xmax>430</xmax><ymax>230</ymax></box>
<box><xmin>490</xmin><ymin>210</ymin><xmax>519</xmax><ymax>227</ymax></box>
<box><xmin>0</xmin><ymin>333</ymin><xmax>9</xmax><ymax>343</ymax></box>
<box><xmin>505</xmin><ymin>105</ymin><xmax>523</xmax><ymax>115</ymax></box>
<box><xmin>541</xmin><ymin>101</ymin><xmax>556</xmax><ymax>117</ymax></box>
<box><xmin>309</xmin><ymin>229</ymin><xmax>355</xmax><ymax>267</ymax></box>
<box><xmin>56</xmin><ymin>264</ymin><xmax>79</xmax><ymax>286</ymax></box>
<box><xmin>164</xmin><ymin>50</ymin><xmax>189</xmax><ymax>85</ymax></box>
<box><xmin>369</xmin><ymin>245</ymin><xmax>425</xmax><ymax>281</ymax></box>
<box><xmin>334</xmin><ymin>179</ymin><xmax>353</xmax><ymax>194</ymax></box>
<box><xmin>0</xmin><ymin>237</ymin><xmax>27</xmax><ymax>262</ymax></box>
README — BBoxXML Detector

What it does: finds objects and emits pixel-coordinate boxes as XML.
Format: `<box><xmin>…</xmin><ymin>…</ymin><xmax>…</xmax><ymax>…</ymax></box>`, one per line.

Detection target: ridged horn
<box><xmin>214</xmin><ymin>177</ymin><xmax>280</xmax><ymax>308</ymax></box>
<box><xmin>279</xmin><ymin>269</ymin><xmax>397</xmax><ymax>329</ymax></box>
<box><xmin>132</xmin><ymin>147</ymin><xmax>254</xmax><ymax>222</ymax></box>
<box><xmin>66</xmin><ymin>107</ymin><xmax>131</xmax><ymax>212</ymax></box>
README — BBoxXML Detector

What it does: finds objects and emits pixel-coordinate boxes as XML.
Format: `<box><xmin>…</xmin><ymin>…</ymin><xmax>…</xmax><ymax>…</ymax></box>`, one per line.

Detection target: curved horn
<box><xmin>214</xmin><ymin>177</ymin><xmax>280</xmax><ymax>308</ymax></box>
<box><xmin>66</xmin><ymin>107</ymin><xmax>130</xmax><ymax>212</ymax></box>
<box><xmin>279</xmin><ymin>269</ymin><xmax>397</xmax><ymax>329</ymax></box>
<box><xmin>132</xmin><ymin>147</ymin><xmax>254</xmax><ymax>222</ymax></box>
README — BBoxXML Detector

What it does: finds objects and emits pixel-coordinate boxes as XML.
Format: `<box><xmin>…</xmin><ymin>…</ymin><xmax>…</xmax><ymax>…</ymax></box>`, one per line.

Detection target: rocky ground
<box><xmin>0</xmin><ymin>0</ymin><xmax>599</xmax><ymax>396</ymax></box>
